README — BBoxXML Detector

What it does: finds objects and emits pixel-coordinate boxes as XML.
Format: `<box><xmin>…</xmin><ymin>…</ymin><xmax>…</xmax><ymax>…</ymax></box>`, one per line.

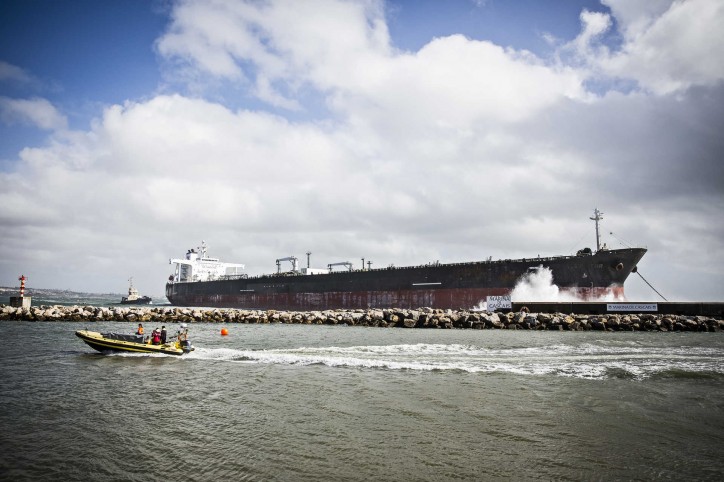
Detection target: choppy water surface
<box><xmin>2</xmin><ymin>322</ymin><xmax>723</xmax><ymax>481</ymax></box>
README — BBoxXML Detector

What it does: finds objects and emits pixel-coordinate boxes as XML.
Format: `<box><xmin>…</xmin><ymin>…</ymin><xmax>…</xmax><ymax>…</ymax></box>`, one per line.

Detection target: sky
<box><xmin>1</xmin><ymin>0</ymin><xmax>723</xmax><ymax>301</ymax></box>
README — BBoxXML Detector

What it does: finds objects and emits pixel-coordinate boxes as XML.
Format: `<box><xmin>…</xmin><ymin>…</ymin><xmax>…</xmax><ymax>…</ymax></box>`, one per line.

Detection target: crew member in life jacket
<box><xmin>136</xmin><ymin>323</ymin><xmax>144</xmax><ymax>335</ymax></box>
<box><xmin>151</xmin><ymin>328</ymin><xmax>161</xmax><ymax>345</ymax></box>
<box><xmin>160</xmin><ymin>326</ymin><xmax>167</xmax><ymax>344</ymax></box>
<box><xmin>177</xmin><ymin>324</ymin><xmax>190</xmax><ymax>350</ymax></box>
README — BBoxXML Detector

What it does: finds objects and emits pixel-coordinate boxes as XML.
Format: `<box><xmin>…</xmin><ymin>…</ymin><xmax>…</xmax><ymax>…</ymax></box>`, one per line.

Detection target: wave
<box><xmin>182</xmin><ymin>343</ymin><xmax>724</xmax><ymax>380</ymax></box>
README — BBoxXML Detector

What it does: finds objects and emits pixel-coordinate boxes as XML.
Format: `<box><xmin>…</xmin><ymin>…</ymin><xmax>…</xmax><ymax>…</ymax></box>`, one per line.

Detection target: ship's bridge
<box><xmin>169</xmin><ymin>242</ymin><xmax>245</xmax><ymax>282</ymax></box>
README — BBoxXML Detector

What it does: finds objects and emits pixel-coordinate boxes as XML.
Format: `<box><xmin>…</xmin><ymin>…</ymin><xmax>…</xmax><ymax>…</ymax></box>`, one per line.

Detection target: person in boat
<box><xmin>136</xmin><ymin>323</ymin><xmax>144</xmax><ymax>335</ymax></box>
<box><xmin>151</xmin><ymin>328</ymin><xmax>161</xmax><ymax>345</ymax></box>
<box><xmin>177</xmin><ymin>324</ymin><xmax>188</xmax><ymax>342</ymax></box>
<box><xmin>177</xmin><ymin>324</ymin><xmax>190</xmax><ymax>349</ymax></box>
<box><xmin>160</xmin><ymin>326</ymin><xmax>167</xmax><ymax>344</ymax></box>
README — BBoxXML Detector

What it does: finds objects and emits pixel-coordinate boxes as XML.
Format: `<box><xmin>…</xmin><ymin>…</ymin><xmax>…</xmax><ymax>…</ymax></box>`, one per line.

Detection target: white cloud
<box><xmin>601</xmin><ymin>0</ymin><xmax>676</xmax><ymax>39</ymax></box>
<box><xmin>0</xmin><ymin>61</ymin><xmax>35</xmax><ymax>85</ymax></box>
<box><xmin>157</xmin><ymin>0</ymin><xmax>587</xmax><ymax>128</ymax></box>
<box><xmin>572</xmin><ymin>0</ymin><xmax>724</xmax><ymax>94</ymax></box>
<box><xmin>0</xmin><ymin>96</ymin><xmax>68</xmax><ymax>130</ymax></box>
<box><xmin>339</xmin><ymin>35</ymin><xmax>585</xmax><ymax>135</ymax></box>
<box><xmin>1</xmin><ymin>0</ymin><xmax>722</xmax><ymax>302</ymax></box>
<box><xmin>157</xmin><ymin>0</ymin><xmax>391</xmax><ymax>108</ymax></box>
<box><xmin>573</xmin><ymin>9</ymin><xmax>612</xmax><ymax>56</ymax></box>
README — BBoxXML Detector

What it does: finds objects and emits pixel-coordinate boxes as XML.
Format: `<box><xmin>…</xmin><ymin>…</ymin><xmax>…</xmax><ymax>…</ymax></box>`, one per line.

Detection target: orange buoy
<box><xmin>220</xmin><ymin>328</ymin><xmax>229</xmax><ymax>336</ymax></box>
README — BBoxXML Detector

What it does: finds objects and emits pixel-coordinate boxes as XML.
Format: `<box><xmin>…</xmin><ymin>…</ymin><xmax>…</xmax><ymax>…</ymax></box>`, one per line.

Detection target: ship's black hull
<box><xmin>165</xmin><ymin>248</ymin><xmax>646</xmax><ymax>310</ymax></box>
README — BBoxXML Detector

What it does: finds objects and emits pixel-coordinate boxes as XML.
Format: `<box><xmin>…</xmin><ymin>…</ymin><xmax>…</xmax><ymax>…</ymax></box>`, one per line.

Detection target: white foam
<box><xmin>183</xmin><ymin>343</ymin><xmax>724</xmax><ymax>379</ymax></box>
<box><xmin>510</xmin><ymin>266</ymin><xmax>624</xmax><ymax>302</ymax></box>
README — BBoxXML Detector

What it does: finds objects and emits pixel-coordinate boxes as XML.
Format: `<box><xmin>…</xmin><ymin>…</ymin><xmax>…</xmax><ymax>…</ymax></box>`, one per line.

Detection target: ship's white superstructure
<box><xmin>169</xmin><ymin>241</ymin><xmax>245</xmax><ymax>282</ymax></box>
<box><xmin>125</xmin><ymin>277</ymin><xmax>141</xmax><ymax>301</ymax></box>
<box><xmin>121</xmin><ymin>276</ymin><xmax>152</xmax><ymax>304</ymax></box>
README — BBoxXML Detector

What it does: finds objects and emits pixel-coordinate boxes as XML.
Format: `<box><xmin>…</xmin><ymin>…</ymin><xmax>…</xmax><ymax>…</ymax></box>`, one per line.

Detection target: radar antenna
<box><xmin>589</xmin><ymin>208</ymin><xmax>603</xmax><ymax>252</ymax></box>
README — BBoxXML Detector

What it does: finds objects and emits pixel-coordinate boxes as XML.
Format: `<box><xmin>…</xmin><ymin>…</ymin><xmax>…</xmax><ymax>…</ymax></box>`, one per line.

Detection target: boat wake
<box><xmin>182</xmin><ymin>343</ymin><xmax>724</xmax><ymax>380</ymax></box>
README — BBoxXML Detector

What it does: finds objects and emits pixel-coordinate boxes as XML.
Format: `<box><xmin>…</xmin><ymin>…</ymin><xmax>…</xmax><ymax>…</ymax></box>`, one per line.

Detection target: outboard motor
<box><xmin>180</xmin><ymin>340</ymin><xmax>194</xmax><ymax>353</ymax></box>
<box><xmin>176</xmin><ymin>323</ymin><xmax>194</xmax><ymax>353</ymax></box>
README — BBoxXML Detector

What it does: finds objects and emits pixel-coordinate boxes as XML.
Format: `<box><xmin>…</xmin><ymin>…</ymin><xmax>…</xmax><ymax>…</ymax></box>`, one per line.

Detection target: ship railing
<box><xmin>226</xmin><ymin>253</ymin><xmax>585</xmax><ymax>281</ymax></box>
<box><xmin>170</xmin><ymin>247</ymin><xmax>643</xmax><ymax>283</ymax></box>
<box><xmin>218</xmin><ymin>274</ymin><xmax>249</xmax><ymax>280</ymax></box>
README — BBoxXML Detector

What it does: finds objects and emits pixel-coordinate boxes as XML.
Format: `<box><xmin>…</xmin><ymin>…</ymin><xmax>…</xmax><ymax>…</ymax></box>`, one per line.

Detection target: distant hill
<box><xmin>0</xmin><ymin>286</ymin><xmax>167</xmax><ymax>307</ymax></box>
<box><xmin>0</xmin><ymin>286</ymin><xmax>122</xmax><ymax>298</ymax></box>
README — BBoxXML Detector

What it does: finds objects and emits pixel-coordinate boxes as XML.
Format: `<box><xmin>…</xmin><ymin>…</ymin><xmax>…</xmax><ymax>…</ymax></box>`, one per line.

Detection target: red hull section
<box><xmin>168</xmin><ymin>286</ymin><xmax>625</xmax><ymax>311</ymax></box>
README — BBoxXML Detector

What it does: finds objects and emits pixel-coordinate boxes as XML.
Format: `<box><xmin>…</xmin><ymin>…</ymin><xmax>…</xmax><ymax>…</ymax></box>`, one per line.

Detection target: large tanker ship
<box><xmin>165</xmin><ymin>210</ymin><xmax>646</xmax><ymax>310</ymax></box>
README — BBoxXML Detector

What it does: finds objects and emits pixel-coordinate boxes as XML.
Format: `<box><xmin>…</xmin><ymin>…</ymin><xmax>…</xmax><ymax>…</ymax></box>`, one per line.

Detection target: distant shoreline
<box><xmin>0</xmin><ymin>287</ymin><xmax>164</xmax><ymax>307</ymax></box>
<box><xmin>0</xmin><ymin>286</ymin><xmax>122</xmax><ymax>297</ymax></box>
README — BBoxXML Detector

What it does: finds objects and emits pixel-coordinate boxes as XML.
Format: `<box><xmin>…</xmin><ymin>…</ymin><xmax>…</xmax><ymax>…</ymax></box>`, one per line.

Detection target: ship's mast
<box><xmin>590</xmin><ymin>208</ymin><xmax>603</xmax><ymax>252</ymax></box>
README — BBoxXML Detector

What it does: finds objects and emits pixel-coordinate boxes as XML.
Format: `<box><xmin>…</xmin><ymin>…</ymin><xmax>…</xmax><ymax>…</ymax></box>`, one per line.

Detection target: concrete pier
<box><xmin>9</xmin><ymin>297</ymin><xmax>32</xmax><ymax>309</ymax></box>
<box><xmin>510</xmin><ymin>301</ymin><xmax>724</xmax><ymax>317</ymax></box>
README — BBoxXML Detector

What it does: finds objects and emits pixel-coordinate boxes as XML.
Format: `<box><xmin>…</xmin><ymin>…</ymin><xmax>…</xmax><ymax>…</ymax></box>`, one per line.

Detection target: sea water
<box><xmin>1</xmin><ymin>321</ymin><xmax>723</xmax><ymax>481</ymax></box>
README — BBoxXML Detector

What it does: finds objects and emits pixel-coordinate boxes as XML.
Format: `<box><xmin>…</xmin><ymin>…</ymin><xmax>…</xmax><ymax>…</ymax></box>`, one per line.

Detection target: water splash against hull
<box><xmin>511</xmin><ymin>266</ymin><xmax>625</xmax><ymax>303</ymax></box>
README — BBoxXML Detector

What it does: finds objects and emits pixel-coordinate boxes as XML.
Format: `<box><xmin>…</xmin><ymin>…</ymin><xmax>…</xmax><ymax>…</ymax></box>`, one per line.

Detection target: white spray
<box><xmin>510</xmin><ymin>266</ymin><xmax>623</xmax><ymax>302</ymax></box>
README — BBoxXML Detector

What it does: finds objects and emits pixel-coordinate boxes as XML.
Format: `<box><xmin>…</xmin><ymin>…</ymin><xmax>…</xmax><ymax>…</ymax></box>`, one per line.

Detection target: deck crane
<box><xmin>276</xmin><ymin>256</ymin><xmax>299</xmax><ymax>273</ymax></box>
<box><xmin>328</xmin><ymin>261</ymin><xmax>353</xmax><ymax>272</ymax></box>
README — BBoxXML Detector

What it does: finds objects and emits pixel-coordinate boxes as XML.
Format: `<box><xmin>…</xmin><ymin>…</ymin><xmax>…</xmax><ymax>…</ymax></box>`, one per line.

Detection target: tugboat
<box><xmin>121</xmin><ymin>277</ymin><xmax>152</xmax><ymax>305</ymax></box>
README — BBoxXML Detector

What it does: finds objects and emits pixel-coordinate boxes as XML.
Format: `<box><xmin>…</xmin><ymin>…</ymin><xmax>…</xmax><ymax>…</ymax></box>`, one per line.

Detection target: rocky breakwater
<box><xmin>1</xmin><ymin>304</ymin><xmax>723</xmax><ymax>331</ymax></box>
